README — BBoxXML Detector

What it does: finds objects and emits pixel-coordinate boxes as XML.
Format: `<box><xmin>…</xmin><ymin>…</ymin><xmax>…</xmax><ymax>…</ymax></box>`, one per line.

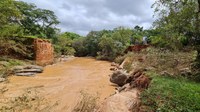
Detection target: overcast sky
<box><xmin>21</xmin><ymin>0</ymin><xmax>155</xmax><ymax>36</ymax></box>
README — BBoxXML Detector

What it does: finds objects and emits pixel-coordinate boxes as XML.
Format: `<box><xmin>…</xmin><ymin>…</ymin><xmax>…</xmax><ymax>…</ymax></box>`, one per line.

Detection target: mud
<box><xmin>0</xmin><ymin>57</ymin><xmax>115</xmax><ymax>111</ymax></box>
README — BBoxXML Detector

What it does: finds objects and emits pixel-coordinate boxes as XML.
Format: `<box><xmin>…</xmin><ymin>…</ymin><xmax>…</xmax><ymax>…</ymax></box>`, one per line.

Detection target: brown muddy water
<box><xmin>0</xmin><ymin>57</ymin><xmax>115</xmax><ymax>112</ymax></box>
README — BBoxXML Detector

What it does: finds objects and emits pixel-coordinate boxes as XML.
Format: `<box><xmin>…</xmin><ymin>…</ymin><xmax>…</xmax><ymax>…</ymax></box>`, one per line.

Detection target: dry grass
<box><xmin>124</xmin><ymin>47</ymin><xmax>196</xmax><ymax>76</ymax></box>
<box><xmin>73</xmin><ymin>91</ymin><xmax>99</xmax><ymax>112</ymax></box>
<box><xmin>0</xmin><ymin>87</ymin><xmax>58</xmax><ymax>112</ymax></box>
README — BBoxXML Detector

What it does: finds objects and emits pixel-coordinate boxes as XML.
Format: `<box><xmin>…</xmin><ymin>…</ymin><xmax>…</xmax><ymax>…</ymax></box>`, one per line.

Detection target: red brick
<box><xmin>34</xmin><ymin>39</ymin><xmax>54</xmax><ymax>66</ymax></box>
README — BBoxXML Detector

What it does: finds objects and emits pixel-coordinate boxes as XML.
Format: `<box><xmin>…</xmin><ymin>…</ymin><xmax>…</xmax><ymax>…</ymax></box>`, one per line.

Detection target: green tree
<box><xmin>54</xmin><ymin>32</ymin><xmax>81</xmax><ymax>55</ymax></box>
<box><xmin>14</xmin><ymin>1</ymin><xmax>59</xmax><ymax>39</ymax></box>
<box><xmin>0</xmin><ymin>0</ymin><xmax>22</xmax><ymax>37</ymax></box>
<box><xmin>153</xmin><ymin>0</ymin><xmax>200</xmax><ymax>79</ymax></box>
<box><xmin>0</xmin><ymin>0</ymin><xmax>21</xmax><ymax>27</ymax></box>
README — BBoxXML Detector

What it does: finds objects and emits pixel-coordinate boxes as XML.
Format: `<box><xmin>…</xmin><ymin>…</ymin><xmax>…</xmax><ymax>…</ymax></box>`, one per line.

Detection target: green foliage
<box><xmin>0</xmin><ymin>0</ymin><xmax>22</xmax><ymax>37</ymax></box>
<box><xmin>0</xmin><ymin>25</ymin><xmax>24</xmax><ymax>37</ymax></box>
<box><xmin>72</xmin><ymin>37</ymin><xmax>89</xmax><ymax>57</ymax></box>
<box><xmin>152</xmin><ymin>0</ymin><xmax>200</xmax><ymax>73</ymax></box>
<box><xmin>54</xmin><ymin>32</ymin><xmax>81</xmax><ymax>56</ymax></box>
<box><xmin>0</xmin><ymin>0</ymin><xmax>60</xmax><ymax>38</ymax></box>
<box><xmin>141</xmin><ymin>74</ymin><xmax>200</xmax><ymax>112</ymax></box>
<box><xmin>74</xmin><ymin>27</ymin><xmax>137</xmax><ymax>60</ymax></box>
<box><xmin>0</xmin><ymin>0</ymin><xmax>21</xmax><ymax>27</ymax></box>
<box><xmin>14</xmin><ymin>1</ymin><xmax>60</xmax><ymax>39</ymax></box>
<box><xmin>150</xmin><ymin>0</ymin><xmax>199</xmax><ymax>50</ymax></box>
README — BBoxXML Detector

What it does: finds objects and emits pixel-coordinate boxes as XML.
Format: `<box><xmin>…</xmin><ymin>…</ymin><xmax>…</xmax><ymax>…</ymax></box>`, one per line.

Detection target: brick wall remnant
<box><xmin>34</xmin><ymin>39</ymin><xmax>54</xmax><ymax>66</ymax></box>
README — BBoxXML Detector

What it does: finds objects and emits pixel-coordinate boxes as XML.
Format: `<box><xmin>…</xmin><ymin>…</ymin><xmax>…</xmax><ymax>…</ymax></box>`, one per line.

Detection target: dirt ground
<box><xmin>0</xmin><ymin>57</ymin><xmax>115</xmax><ymax>112</ymax></box>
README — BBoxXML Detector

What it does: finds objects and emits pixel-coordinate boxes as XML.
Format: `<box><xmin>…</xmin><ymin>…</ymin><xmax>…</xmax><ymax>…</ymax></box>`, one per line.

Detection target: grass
<box><xmin>141</xmin><ymin>73</ymin><xmax>200</xmax><ymax>112</ymax></box>
<box><xmin>0</xmin><ymin>57</ymin><xmax>28</xmax><ymax>78</ymax></box>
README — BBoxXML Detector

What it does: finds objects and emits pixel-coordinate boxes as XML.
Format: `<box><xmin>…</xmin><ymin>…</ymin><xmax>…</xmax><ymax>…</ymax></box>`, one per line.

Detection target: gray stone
<box><xmin>13</xmin><ymin>65</ymin><xmax>43</xmax><ymax>76</ymax></box>
<box><xmin>14</xmin><ymin>69</ymin><xmax>43</xmax><ymax>73</ymax></box>
<box><xmin>15</xmin><ymin>73</ymin><xmax>36</xmax><ymax>76</ymax></box>
<box><xmin>110</xmin><ymin>70</ymin><xmax>129</xmax><ymax>86</ymax></box>
<box><xmin>99</xmin><ymin>88</ymin><xmax>140</xmax><ymax>112</ymax></box>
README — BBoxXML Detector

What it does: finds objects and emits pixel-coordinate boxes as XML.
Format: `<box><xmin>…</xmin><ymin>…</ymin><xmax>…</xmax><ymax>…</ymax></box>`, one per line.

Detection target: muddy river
<box><xmin>0</xmin><ymin>57</ymin><xmax>115</xmax><ymax>111</ymax></box>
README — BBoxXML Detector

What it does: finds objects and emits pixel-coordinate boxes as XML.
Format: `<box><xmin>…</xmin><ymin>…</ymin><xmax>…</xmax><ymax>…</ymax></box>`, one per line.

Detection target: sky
<box><xmin>21</xmin><ymin>0</ymin><xmax>156</xmax><ymax>36</ymax></box>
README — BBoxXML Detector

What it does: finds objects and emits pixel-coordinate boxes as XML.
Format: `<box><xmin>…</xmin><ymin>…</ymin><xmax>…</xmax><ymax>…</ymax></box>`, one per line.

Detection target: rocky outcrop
<box><xmin>13</xmin><ymin>65</ymin><xmax>43</xmax><ymax>76</ymax></box>
<box><xmin>106</xmin><ymin>66</ymin><xmax>151</xmax><ymax>111</ymax></box>
<box><xmin>110</xmin><ymin>69</ymin><xmax>151</xmax><ymax>90</ymax></box>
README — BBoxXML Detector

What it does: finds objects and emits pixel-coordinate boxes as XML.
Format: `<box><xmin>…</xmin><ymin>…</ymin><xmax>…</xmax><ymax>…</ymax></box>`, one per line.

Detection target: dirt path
<box><xmin>0</xmin><ymin>57</ymin><xmax>115</xmax><ymax>111</ymax></box>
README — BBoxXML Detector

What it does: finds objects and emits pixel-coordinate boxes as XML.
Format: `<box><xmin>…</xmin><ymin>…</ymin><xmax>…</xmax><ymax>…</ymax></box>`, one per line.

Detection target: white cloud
<box><xmin>21</xmin><ymin>0</ymin><xmax>155</xmax><ymax>36</ymax></box>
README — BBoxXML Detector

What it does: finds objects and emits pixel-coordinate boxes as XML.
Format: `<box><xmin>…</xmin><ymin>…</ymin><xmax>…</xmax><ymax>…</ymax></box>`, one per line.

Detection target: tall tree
<box><xmin>0</xmin><ymin>0</ymin><xmax>22</xmax><ymax>37</ymax></box>
<box><xmin>14</xmin><ymin>1</ymin><xmax>60</xmax><ymax>38</ymax></box>
<box><xmin>153</xmin><ymin>0</ymin><xmax>200</xmax><ymax>72</ymax></box>
<box><xmin>0</xmin><ymin>0</ymin><xmax>21</xmax><ymax>27</ymax></box>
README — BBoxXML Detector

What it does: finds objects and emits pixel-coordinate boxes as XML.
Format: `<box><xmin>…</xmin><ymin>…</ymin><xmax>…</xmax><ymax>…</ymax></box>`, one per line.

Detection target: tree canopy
<box><xmin>0</xmin><ymin>0</ymin><xmax>59</xmax><ymax>39</ymax></box>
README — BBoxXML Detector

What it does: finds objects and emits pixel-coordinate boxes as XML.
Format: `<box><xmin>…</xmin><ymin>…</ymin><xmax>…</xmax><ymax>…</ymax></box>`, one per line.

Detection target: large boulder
<box><xmin>99</xmin><ymin>88</ymin><xmax>141</xmax><ymax>112</ymax></box>
<box><xmin>130</xmin><ymin>74</ymin><xmax>151</xmax><ymax>89</ymax></box>
<box><xmin>110</xmin><ymin>70</ymin><xmax>129</xmax><ymax>86</ymax></box>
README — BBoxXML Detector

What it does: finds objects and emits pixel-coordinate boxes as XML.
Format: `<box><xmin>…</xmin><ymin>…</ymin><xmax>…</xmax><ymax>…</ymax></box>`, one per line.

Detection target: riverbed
<box><xmin>0</xmin><ymin>57</ymin><xmax>115</xmax><ymax>111</ymax></box>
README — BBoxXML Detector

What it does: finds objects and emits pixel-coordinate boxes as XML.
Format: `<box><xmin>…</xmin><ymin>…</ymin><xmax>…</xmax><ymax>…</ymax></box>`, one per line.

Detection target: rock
<box><xmin>14</xmin><ymin>69</ymin><xmax>43</xmax><ymax>73</ymax></box>
<box><xmin>110</xmin><ymin>70</ymin><xmax>129</xmax><ymax>86</ymax></box>
<box><xmin>24</xmin><ymin>65</ymin><xmax>43</xmax><ymax>70</ymax></box>
<box><xmin>130</xmin><ymin>74</ymin><xmax>151</xmax><ymax>89</ymax></box>
<box><xmin>117</xmin><ymin>83</ymin><xmax>131</xmax><ymax>93</ymax></box>
<box><xmin>15</xmin><ymin>73</ymin><xmax>36</xmax><ymax>76</ymax></box>
<box><xmin>179</xmin><ymin>68</ymin><xmax>192</xmax><ymax>77</ymax></box>
<box><xmin>111</xmin><ymin>62</ymin><xmax>119</xmax><ymax>67</ymax></box>
<box><xmin>99</xmin><ymin>89</ymin><xmax>141</xmax><ymax>112</ymax></box>
<box><xmin>117</xmin><ymin>66</ymin><xmax>123</xmax><ymax>70</ymax></box>
<box><xmin>110</xmin><ymin>67</ymin><xmax>117</xmax><ymax>71</ymax></box>
<box><xmin>13</xmin><ymin>65</ymin><xmax>43</xmax><ymax>76</ymax></box>
<box><xmin>0</xmin><ymin>78</ymin><xmax>6</xmax><ymax>82</ymax></box>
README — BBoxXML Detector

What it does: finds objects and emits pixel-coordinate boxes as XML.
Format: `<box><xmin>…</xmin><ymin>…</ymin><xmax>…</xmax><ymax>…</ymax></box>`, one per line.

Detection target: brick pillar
<box><xmin>34</xmin><ymin>39</ymin><xmax>54</xmax><ymax>66</ymax></box>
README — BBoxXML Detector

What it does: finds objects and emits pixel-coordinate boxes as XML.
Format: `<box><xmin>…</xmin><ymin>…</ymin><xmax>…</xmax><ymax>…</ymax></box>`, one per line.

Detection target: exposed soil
<box><xmin>0</xmin><ymin>57</ymin><xmax>115</xmax><ymax>111</ymax></box>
